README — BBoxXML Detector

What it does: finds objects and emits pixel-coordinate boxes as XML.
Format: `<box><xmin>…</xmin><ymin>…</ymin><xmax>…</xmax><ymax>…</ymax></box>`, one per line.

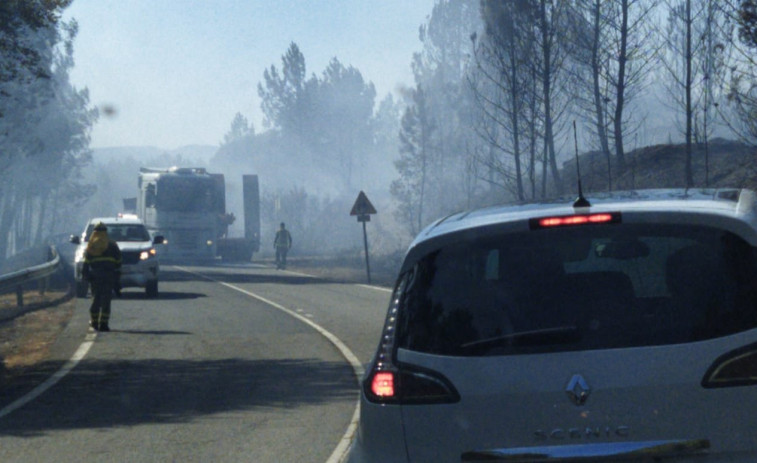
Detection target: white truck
<box><xmin>135</xmin><ymin>167</ymin><xmax>260</xmax><ymax>263</ymax></box>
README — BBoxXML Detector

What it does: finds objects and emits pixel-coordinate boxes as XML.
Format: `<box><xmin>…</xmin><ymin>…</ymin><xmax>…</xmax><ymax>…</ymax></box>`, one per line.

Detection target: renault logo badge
<box><xmin>565</xmin><ymin>374</ymin><xmax>591</xmax><ymax>406</ymax></box>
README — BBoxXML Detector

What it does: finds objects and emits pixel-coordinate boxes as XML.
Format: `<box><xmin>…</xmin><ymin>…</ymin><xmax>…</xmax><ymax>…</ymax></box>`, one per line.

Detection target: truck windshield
<box><xmin>396</xmin><ymin>224</ymin><xmax>757</xmax><ymax>356</ymax></box>
<box><xmin>156</xmin><ymin>178</ymin><xmax>214</xmax><ymax>212</ymax></box>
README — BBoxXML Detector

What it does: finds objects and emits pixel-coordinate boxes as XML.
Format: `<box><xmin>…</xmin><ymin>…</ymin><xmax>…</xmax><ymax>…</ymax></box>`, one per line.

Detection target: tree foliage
<box><xmin>216</xmin><ymin>42</ymin><xmax>390</xmax><ymax>254</ymax></box>
<box><xmin>232</xmin><ymin>43</ymin><xmax>381</xmax><ymax>198</ymax></box>
<box><xmin>222</xmin><ymin>112</ymin><xmax>253</xmax><ymax>145</ymax></box>
<box><xmin>660</xmin><ymin>0</ymin><xmax>731</xmax><ymax>186</ymax></box>
<box><xmin>0</xmin><ymin>1</ymin><xmax>95</xmax><ymax>259</ymax></box>
<box><xmin>715</xmin><ymin>0</ymin><xmax>757</xmax><ymax>145</ymax></box>
<box><xmin>471</xmin><ymin>0</ymin><xmax>535</xmax><ymax>200</ymax></box>
<box><xmin>311</xmin><ymin>58</ymin><xmax>376</xmax><ymax>190</ymax></box>
<box><xmin>257</xmin><ymin>42</ymin><xmax>309</xmax><ymax>134</ymax></box>
<box><xmin>471</xmin><ymin>0</ymin><xmax>570</xmax><ymax>198</ymax></box>
<box><xmin>390</xmin><ymin>0</ymin><xmax>482</xmax><ymax>235</ymax></box>
<box><xmin>228</xmin><ymin>1</ymin><xmax>757</xmax><ymax>253</ymax></box>
<box><xmin>391</xmin><ymin>85</ymin><xmax>434</xmax><ymax>236</ymax></box>
<box><xmin>738</xmin><ymin>0</ymin><xmax>757</xmax><ymax>47</ymax></box>
<box><xmin>0</xmin><ymin>0</ymin><xmax>71</xmax><ymax>85</ymax></box>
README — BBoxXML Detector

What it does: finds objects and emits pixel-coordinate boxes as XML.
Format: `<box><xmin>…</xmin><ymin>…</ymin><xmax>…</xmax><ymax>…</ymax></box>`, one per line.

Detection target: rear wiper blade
<box><xmin>460</xmin><ymin>326</ymin><xmax>580</xmax><ymax>351</ymax></box>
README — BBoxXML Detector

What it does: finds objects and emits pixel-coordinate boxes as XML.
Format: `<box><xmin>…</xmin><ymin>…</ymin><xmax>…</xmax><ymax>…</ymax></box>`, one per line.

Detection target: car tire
<box><xmin>146</xmin><ymin>280</ymin><xmax>158</xmax><ymax>298</ymax></box>
<box><xmin>76</xmin><ymin>281</ymin><xmax>88</xmax><ymax>298</ymax></box>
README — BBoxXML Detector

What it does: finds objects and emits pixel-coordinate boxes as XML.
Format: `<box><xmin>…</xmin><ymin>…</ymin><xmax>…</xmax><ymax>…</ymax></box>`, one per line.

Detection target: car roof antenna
<box><xmin>572</xmin><ymin>120</ymin><xmax>591</xmax><ymax>208</ymax></box>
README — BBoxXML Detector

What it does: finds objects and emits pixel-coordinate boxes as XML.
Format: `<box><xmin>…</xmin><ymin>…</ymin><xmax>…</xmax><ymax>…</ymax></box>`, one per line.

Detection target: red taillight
<box><xmin>530</xmin><ymin>212</ymin><xmax>621</xmax><ymax>229</ymax></box>
<box><xmin>702</xmin><ymin>343</ymin><xmax>757</xmax><ymax>388</ymax></box>
<box><xmin>371</xmin><ymin>372</ymin><xmax>395</xmax><ymax>397</ymax></box>
<box><xmin>365</xmin><ymin>367</ymin><xmax>460</xmax><ymax>404</ymax></box>
<box><xmin>363</xmin><ymin>276</ymin><xmax>459</xmax><ymax>405</ymax></box>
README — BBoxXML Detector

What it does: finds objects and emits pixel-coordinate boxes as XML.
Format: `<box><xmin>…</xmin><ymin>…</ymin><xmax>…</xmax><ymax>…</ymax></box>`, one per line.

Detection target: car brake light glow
<box><xmin>371</xmin><ymin>372</ymin><xmax>395</xmax><ymax>397</ymax></box>
<box><xmin>530</xmin><ymin>212</ymin><xmax>621</xmax><ymax>229</ymax></box>
<box><xmin>702</xmin><ymin>343</ymin><xmax>757</xmax><ymax>388</ymax></box>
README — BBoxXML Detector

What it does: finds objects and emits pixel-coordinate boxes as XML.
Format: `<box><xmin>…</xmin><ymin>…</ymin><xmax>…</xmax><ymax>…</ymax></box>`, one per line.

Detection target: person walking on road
<box><xmin>82</xmin><ymin>222</ymin><xmax>122</xmax><ymax>331</ymax></box>
<box><xmin>274</xmin><ymin>222</ymin><xmax>293</xmax><ymax>270</ymax></box>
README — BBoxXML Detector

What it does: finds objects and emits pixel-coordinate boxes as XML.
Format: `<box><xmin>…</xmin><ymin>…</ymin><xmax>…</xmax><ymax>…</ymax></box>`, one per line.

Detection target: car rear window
<box><xmin>396</xmin><ymin>224</ymin><xmax>757</xmax><ymax>356</ymax></box>
<box><xmin>85</xmin><ymin>224</ymin><xmax>151</xmax><ymax>242</ymax></box>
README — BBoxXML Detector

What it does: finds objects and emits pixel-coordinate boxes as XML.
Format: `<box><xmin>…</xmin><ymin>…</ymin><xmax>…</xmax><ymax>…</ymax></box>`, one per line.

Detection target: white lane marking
<box><xmin>177</xmin><ymin>267</ymin><xmax>365</xmax><ymax>463</ymax></box>
<box><xmin>281</xmin><ymin>267</ymin><xmax>392</xmax><ymax>293</ymax></box>
<box><xmin>279</xmin><ymin>269</ymin><xmax>316</xmax><ymax>278</ymax></box>
<box><xmin>356</xmin><ymin>284</ymin><xmax>392</xmax><ymax>293</ymax></box>
<box><xmin>0</xmin><ymin>332</ymin><xmax>97</xmax><ymax>419</ymax></box>
<box><xmin>212</xmin><ymin>262</ymin><xmax>393</xmax><ymax>293</ymax></box>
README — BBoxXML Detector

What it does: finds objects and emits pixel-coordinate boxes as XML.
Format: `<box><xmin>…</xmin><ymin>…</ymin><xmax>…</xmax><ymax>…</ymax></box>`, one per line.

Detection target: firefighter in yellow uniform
<box><xmin>82</xmin><ymin>222</ymin><xmax>122</xmax><ymax>331</ymax></box>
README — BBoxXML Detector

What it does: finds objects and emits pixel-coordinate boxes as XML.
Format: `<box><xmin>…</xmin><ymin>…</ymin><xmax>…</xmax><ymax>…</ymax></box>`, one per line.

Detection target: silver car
<box><xmin>349</xmin><ymin>188</ymin><xmax>757</xmax><ymax>462</ymax></box>
<box><xmin>71</xmin><ymin>215</ymin><xmax>164</xmax><ymax>298</ymax></box>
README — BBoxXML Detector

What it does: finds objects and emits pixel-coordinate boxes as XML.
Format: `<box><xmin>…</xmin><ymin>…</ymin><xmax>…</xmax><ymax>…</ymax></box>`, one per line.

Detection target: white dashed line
<box><xmin>281</xmin><ymin>267</ymin><xmax>393</xmax><ymax>293</ymax></box>
<box><xmin>356</xmin><ymin>283</ymin><xmax>392</xmax><ymax>293</ymax></box>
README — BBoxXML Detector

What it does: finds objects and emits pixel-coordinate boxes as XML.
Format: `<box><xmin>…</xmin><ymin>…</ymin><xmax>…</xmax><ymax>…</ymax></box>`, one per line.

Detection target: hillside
<box><xmin>91</xmin><ymin>145</ymin><xmax>217</xmax><ymax>164</ymax></box>
<box><xmin>563</xmin><ymin>139</ymin><xmax>757</xmax><ymax>194</ymax></box>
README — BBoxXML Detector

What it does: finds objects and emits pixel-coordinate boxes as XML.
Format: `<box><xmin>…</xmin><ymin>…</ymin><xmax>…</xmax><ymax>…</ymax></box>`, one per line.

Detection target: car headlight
<box><xmin>139</xmin><ymin>248</ymin><xmax>157</xmax><ymax>260</ymax></box>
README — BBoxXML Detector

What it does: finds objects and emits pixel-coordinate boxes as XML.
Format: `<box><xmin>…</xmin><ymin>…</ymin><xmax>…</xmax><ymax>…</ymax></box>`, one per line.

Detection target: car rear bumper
<box><xmin>119</xmin><ymin>263</ymin><xmax>158</xmax><ymax>288</ymax></box>
<box><xmin>75</xmin><ymin>261</ymin><xmax>158</xmax><ymax>288</ymax></box>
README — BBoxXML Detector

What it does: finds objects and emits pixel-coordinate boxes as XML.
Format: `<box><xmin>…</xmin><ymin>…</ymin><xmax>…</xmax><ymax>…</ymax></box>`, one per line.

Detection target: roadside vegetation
<box><xmin>4</xmin><ymin>1</ymin><xmax>757</xmax><ymax>271</ymax></box>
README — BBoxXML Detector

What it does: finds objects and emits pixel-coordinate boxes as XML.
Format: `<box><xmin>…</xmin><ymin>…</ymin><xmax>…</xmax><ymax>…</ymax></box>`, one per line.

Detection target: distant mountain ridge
<box><xmin>91</xmin><ymin>145</ymin><xmax>217</xmax><ymax>165</ymax></box>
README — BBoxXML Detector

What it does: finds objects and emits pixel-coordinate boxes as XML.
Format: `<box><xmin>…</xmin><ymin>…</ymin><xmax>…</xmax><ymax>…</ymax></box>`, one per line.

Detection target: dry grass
<box><xmin>0</xmin><ymin>291</ymin><xmax>75</xmax><ymax>381</ymax></box>
<box><xmin>567</xmin><ymin>140</ymin><xmax>757</xmax><ymax>193</ymax></box>
<box><xmin>284</xmin><ymin>255</ymin><xmax>398</xmax><ymax>287</ymax></box>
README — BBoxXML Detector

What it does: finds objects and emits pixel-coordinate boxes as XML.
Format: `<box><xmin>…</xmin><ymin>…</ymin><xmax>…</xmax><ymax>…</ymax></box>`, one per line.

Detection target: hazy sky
<box><xmin>63</xmin><ymin>0</ymin><xmax>435</xmax><ymax>150</ymax></box>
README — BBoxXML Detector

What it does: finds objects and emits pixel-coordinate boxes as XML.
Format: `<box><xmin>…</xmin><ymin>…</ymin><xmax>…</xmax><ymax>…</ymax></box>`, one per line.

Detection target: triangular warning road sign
<box><xmin>350</xmin><ymin>191</ymin><xmax>377</xmax><ymax>216</ymax></box>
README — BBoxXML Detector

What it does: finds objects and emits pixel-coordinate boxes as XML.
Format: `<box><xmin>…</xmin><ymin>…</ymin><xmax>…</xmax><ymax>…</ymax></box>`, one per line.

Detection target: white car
<box><xmin>349</xmin><ymin>188</ymin><xmax>757</xmax><ymax>462</ymax></box>
<box><xmin>70</xmin><ymin>215</ymin><xmax>164</xmax><ymax>298</ymax></box>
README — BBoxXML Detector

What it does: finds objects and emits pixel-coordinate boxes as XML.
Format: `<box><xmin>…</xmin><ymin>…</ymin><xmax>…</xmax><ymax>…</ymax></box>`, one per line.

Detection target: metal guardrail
<box><xmin>0</xmin><ymin>246</ymin><xmax>60</xmax><ymax>310</ymax></box>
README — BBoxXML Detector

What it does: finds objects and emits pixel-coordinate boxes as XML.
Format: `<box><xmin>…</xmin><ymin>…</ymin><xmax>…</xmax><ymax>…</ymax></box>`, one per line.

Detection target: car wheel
<box><xmin>146</xmin><ymin>280</ymin><xmax>158</xmax><ymax>298</ymax></box>
<box><xmin>76</xmin><ymin>281</ymin><xmax>88</xmax><ymax>298</ymax></box>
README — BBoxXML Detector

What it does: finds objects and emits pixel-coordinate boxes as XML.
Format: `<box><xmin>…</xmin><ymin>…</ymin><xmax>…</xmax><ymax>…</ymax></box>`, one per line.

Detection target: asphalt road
<box><xmin>0</xmin><ymin>263</ymin><xmax>391</xmax><ymax>462</ymax></box>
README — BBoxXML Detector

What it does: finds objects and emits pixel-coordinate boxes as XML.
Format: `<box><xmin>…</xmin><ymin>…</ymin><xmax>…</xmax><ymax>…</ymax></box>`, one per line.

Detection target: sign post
<box><xmin>350</xmin><ymin>191</ymin><xmax>377</xmax><ymax>284</ymax></box>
